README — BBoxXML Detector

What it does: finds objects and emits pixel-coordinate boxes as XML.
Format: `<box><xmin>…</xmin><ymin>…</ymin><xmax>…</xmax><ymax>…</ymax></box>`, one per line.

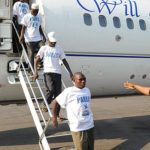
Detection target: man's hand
<box><xmin>124</xmin><ymin>81</ymin><xmax>135</xmax><ymax>89</ymax></box>
<box><xmin>52</xmin><ymin>117</ymin><xmax>58</xmax><ymax>128</ymax></box>
<box><xmin>33</xmin><ymin>73</ymin><xmax>38</xmax><ymax>81</ymax></box>
<box><xmin>19</xmin><ymin>36</ymin><xmax>23</xmax><ymax>44</ymax></box>
<box><xmin>43</xmin><ymin>36</ymin><xmax>46</xmax><ymax>44</ymax></box>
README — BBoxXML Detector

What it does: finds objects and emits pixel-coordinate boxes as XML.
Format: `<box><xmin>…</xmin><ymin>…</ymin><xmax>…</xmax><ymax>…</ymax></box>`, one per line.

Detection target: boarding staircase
<box><xmin>11</xmin><ymin>21</ymin><xmax>72</xmax><ymax>150</ymax></box>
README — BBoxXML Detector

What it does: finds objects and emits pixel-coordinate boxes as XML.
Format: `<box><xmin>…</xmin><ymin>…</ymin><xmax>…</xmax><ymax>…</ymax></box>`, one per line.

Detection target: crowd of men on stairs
<box><xmin>12</xmin><ymin>1</ymin><xmax>95</xmax><ymax>150</ymax></box>
<box><xmin>12</xmin><ymin>1</ymin><xmax>150</xmax><ymax>150</ymax></box>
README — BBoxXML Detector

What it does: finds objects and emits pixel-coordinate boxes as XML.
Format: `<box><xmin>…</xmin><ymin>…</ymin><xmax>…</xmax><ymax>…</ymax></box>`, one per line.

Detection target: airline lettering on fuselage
<box><xmin>77</xmin><ymin>0</ymin><xmax>140</xmax><ymax>17</ymax></box>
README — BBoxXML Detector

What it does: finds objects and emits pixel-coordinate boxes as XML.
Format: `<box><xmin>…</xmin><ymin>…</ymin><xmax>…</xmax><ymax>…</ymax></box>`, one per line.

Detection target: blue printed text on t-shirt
<box><xmin>19</xmin><ymin>3</ymin><xmax>28</xmax><ymax>8</ymax></box>
<box><xmin>29</xmin><ymin>17</ymin><xmax>40</xmax><ymax>28</ymax></box>
<box><xmin>46</xmin><ymin>51</ymin><xmax>59</xmax><ymax>58</ymax></box>
<box><xmin>77</xmin><ymin>96</ymin><xmax>90</xmax><ymax>103</ymax></box>
<box><xmin>30</xmin><ymin>17</ymin><xmax>40</xmax><ymax>22</ymax></box>
<box><xmin>19</xmin><ymin>3</ymin><xmax>28</xmax><ymax>14</ymax></box>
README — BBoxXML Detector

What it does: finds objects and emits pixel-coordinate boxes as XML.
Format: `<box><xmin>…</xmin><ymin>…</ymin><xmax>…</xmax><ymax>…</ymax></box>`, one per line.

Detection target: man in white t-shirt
<box><xmin>13</xmin><ymin>0</ymin><xmax>29</xmax><ymax>52</ymax></box>
<box><xmin>33</xmin><ymin>32</ymin><xmax>73</xmax><ymax>119</ymax></box>
<box><xmin>19</xmin><ymin>3</ymin><xmax>46</xmax><ymax>71</ymax></box>
<box><xmin>52</xmin><ymin>72</ymin><xmax>94</xmax><ymax>150</ymax></box>
<box><xmin>13</xmin><ymin>0</ymin><xmax>29</xmax><ymax>32</ymax></box>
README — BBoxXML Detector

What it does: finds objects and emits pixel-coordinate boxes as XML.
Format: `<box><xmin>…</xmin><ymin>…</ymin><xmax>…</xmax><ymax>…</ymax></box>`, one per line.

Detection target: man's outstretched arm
<box><xmin>124</xmin><ymin>81</ymin><xmax>150</xmax><ymax>96</ymax></box>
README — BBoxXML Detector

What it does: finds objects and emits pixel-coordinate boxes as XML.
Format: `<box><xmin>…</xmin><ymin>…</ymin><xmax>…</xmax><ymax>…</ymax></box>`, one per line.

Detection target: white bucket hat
<box><xmin>31</xmin><ymin>3</ymin><xmax>39</xmax><ymax>9</ymax></box>
<box><xmin>48</xmin><ymin>32</ymin><xmax>57</xmax><ymax>42</ymax></box>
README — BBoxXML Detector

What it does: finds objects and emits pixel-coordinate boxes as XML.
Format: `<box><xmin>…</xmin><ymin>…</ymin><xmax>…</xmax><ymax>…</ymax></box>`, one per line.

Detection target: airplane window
<box><xmin>139</xmin><ymin>19</ymin><xmax>146</xmax><ymax>31</ymax></box>
<box><xmin>99</xmin><ymin>15</ymin><xmax>107</xmax><ymax>27</ymax></box>
<box><xmin>83</xmin><ymin>13</ymin><xmax>92</xmax><ymax>26</ymax></box>
<box><xmin>126</xmin><ymin>18</ymin><xmax>134</xmax><ymax>29</ymax></box>
<box><xmin>113</xmin><ymin>17</ymin><xmax>121</xmax><ymax>28</ymax></box>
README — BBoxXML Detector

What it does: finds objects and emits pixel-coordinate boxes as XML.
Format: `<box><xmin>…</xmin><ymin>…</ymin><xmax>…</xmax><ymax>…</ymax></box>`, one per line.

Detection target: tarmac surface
<box><xmin>1</xmin><ymin>95</ymin><xmax>150</xmax><ymax>150</ymax></box>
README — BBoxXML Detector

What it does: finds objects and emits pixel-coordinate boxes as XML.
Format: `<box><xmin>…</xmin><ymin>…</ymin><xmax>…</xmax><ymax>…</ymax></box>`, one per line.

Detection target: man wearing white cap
<box><xmin>33</xmin><ymin>32</ymin><xmax>73</xmax><ymax>119</ymax></box>
<box><xmin>19</xmin><ymin>3</ymin><xmax>46</xmax><ymax>72</ymax></box>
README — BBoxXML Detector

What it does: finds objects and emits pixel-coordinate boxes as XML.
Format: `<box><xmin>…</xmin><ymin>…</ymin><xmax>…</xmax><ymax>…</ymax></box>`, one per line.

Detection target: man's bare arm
<box><xmin>33</xmin><ymin>56</ymin><xmax>41</xmax><ymax>81</ymax></box>
<box><xmin>39</xmin><ymin>26</ymin><xmax>46</xmax><ymax>43</ymax></box>
<box><xmin>52</xmin><ymin>99</ymin><xmax>58</xmax><ymax>128</ymax></box>
<box><xmin>62</xmin><ymin>59</ymin><xmax>73</xmax><ymax>79</ymax></box>
<box><xmin>124</xmin><ymin>81</ymin><xmax>150</xmax><ymax>96</ymax></box>
<box><xmin>19</xmin><ymin>25</ymin><xmax>26</xmax><ymax>44</ymax></box>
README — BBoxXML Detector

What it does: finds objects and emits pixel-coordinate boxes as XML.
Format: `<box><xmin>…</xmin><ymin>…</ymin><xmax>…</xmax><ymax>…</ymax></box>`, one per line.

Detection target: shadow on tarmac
<box><xmin>94</xmin><ymin>115</ymin><xmax>150</xmax><ymax>150</ymax></box>
<box><xmin>1</xmin><ymin>115</ymin><xmax>150</xmax><ymax>150</ymax></box>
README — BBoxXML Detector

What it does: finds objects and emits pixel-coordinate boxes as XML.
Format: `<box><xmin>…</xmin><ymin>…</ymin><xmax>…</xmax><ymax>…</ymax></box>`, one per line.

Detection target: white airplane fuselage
<box><xmin>0</xmin><ymin>0</ymin><xmax>150</xmax><ymax>101</ymax></box>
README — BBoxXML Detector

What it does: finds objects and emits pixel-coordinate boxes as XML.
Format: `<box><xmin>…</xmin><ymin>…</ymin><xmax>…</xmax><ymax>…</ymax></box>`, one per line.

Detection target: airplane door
<box><xmin>0</xmin><ymin>0</ymin><xmax>12</xmax><ymax>51</ymax></box>
<box><xmin>0</xmin><ymin>0</ymin><xmax>11</xmax><ymax>19</ymax></box>
<box><xmin>0</xmin><ymin>21</ymin><xmax>12</xmax><ymax>51</ymax></box>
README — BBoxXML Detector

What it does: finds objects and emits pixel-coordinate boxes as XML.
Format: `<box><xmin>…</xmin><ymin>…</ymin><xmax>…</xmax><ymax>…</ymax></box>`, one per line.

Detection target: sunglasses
<box><xmin>78</xmin><ymin>78</ymin><xmax>86</xmax><ymax>81</ymax></box>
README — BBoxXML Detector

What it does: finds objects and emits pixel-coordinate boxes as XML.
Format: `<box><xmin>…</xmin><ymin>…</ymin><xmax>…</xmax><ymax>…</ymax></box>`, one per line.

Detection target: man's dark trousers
<box><xmin>44</xmin><ymin>73</ymin><xmax>61</xmax><ymax>116</ymax></box>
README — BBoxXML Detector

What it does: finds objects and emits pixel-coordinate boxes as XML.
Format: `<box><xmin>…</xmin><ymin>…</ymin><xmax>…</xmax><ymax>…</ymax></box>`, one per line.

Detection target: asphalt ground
<box><xmin>1</xmin><ymin>95</ymin><xmax>150</xmax><ymax>150</ymax></box>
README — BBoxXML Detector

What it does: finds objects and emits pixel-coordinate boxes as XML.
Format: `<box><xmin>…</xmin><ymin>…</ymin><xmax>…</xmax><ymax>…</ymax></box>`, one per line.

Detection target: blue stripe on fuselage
<box><xmin>66</xmin><ymin>53</ymin><xmax>150</xmax><ymax>59</ymax></box>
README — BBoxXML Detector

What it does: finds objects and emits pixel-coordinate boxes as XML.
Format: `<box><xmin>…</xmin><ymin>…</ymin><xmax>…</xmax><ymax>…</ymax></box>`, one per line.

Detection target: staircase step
<box><xmin>6</xmin><ymin>52</ymin><xmax>20</xmax><ymax>57</ymax></box>
<box><xmin>46</xmin><ymin>131</ymin><xmax>71</xmax><ymax>139</ymax></box>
